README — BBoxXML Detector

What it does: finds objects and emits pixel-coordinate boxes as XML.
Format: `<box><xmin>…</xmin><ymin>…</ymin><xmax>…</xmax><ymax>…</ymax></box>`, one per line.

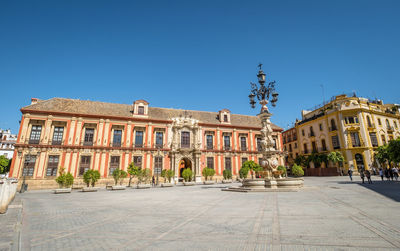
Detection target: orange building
<box><xmin>10</xmin><ymin>98</ymin><xmax>283</xmax><ymax>189</ymax></box>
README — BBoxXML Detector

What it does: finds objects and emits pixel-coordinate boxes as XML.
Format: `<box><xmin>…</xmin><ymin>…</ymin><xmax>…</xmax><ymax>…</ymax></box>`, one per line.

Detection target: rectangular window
<box><xmin>350</xmin><ymin>132</ymin><xmax>361</xmax><ymax>147</ymax></box>
<box><xmin>29</xmin><ymin>125</ymin><xmax>42</xmax><ymax>144</ymax></box>
<box><xmin>113</xmin><ymin>130</ymin><xmax>122</xmax><ymax>147</ymax></box>
<box><xmin>224</xmin><ymin>135</ymin><xmax>230</xmax><ymax>150</ymax></box>
<box><xmin>294</xmin><ymin>142</ymin><xmax>297</xmax><ymax>149</ymax></box>
<box><xmin>289</xmin><ymin>144</ymin><xmax>292</xmax><ymax>152</ymax></box>
<box><xmin>109</xmin><ymin>156</ymin><xmax>120</xmax><ymax>175</ymax></box>
<box><xmin>312</xmin><ymin>141</ymin><xmax>317</xmax><ymax>152</ymax></box>
<box><xmin>84</xmin><ymin>128</ymin><xmax>94</xmax><ymax>146</ymax></box>
<box><xmin>223</xmin><ymin>114</ymin><xmax>228</xmax><ymax>122</ymax></box>
<box><xmin>207</xmin><ymin>157</ymin><xmax>214</xmax><ymax>169</ymax></box>
<box><xmin>181</xmin><ymin>131</ymin><xmax>190</xmax><ymax>148</ymax></box>
<box><xmin>381</xmin><ymin>135</ymin><xmax>386</xmax><ymax>145</ymax></box>
<box><xmin>155</xmin><ymin>131</ymin><xmax>163</xmax><ymax>147</ymax></box>
<box><xmin>46</xmin><ymin>155</ymin><xmax>59</xmax><ymax>176</ymax></box>
<box><xmin>133</xmin><ymin>156</ymin><xmax>142</xmax><ymax>168</ymax></box>
<box><xmin>52</xmin><ymin>127</ymin><xmax>64</xmax><ymax>145</ymax></box>
<box><xmin>256</xmin><ymin>137</ymin><xmax>262</xmax><ymax>151</ymax></box>
<box><xmin>135</xmin><ymin>131</ymin><xmax>144</xmax><ymax>147</ymax></box>
<box><xmin>79</xmin><ymin>156</ymin><xmax>91</xmax><ymax>175</ymax></box>
<box><xmin>23</xmin><ymin>155</ymin><xmax>36</xmax><ymax>176</ymax></box>
<box><xmin>154</xmin><ymin>156</ymin><xmax>163</xmax><ymax>174</ymax></box>
<box><xmin>332</xmin><ymin>135</ymin><xmax>340</xmax><ymax>149</ymax></box>
<box><xmin>240</xmin><ymin>137</ymin><xmax>247</xmax><ymax>151</ymax></box>
<box><xmin>321</xmin><ymin>139</ymin><xmax>327</xmax><ymax>151</ymax></box>
<box><xmin>225</xmin><ymin>157</ymin><xmax>231</xmax><ymax>171</ymax></box>
<box><xmin>303</xmin><ymin>143</ymin><xmax>308</xmax><ymax>154</ymax></box>
<box><xmin>369</xmin><ymin>132</ymin><xmax>378</xmax><ymax>147</ymax></box>
<box><xmin>206</xmin><ymin>135</ymin><xmax>213</xmax><ymax>150</ymax></box>
<box><xmin>138</xmin><ymin>106</ymin><xmax>144</xmax><ymax>115</ymax></box>
<box><xmin>241</xmin><ymin>157</ymin><xmax>248</xmax><ymax>167</ymax></box>
<box><xmin>319</xmin><ymin>124</ymin><xmax>323</xmax><ymax>131</ymax></box>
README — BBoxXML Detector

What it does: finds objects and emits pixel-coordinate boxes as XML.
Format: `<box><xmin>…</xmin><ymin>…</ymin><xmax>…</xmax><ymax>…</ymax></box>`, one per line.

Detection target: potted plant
<box><xmin>276</xmin><ymin>165</ymin><xmax>287</xmax><ymax>178</ymax></box>
<box><xmin>182</xmin><ymin>168</ymin><xmax>195</xmax><ymax>186</ymax></box>
<box><xmin>160</xmin><ymin>169</ymin><xmax>174</xmax><ymax>187</ymax></box>
<box><xmin>291</xmin><ymin>164</ymin><xmax>304</xmax><ymax>177</ymax></box>
<box><xmin>54</xmin><ymin>167</ymin><xmax>74</xmax><ymax>194</ymax></box>
<box><xmin>137</xmin><ymin>168</ymin><xmax>151</xmax><ymax>189</ymax></box>
<box><xmin>82</xmin><ymin>169</ymin><xmax>100</xmax><ymax>192</ymax></box>
<box><xmin>202</xmin><ymin>167</ymin><xmax>215</xmax><ymax>184</ymax></box>
<box><xmin>111</xmin><ymin>168</ymin><xmax>127</xmax><ymax>190</ymax></box>
<box><xmin>127</xmin><ymin>162</ymin><xmax>140</xmax><ymax>187</ymax></box>
<box><xmin>222</xmin><ymin>169</ymin><xmax>232</xmax><ymax>183</ymax></box>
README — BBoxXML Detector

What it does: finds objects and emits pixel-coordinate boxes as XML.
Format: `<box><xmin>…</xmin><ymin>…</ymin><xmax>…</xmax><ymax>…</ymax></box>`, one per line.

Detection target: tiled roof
<box><xmin>22</xmin><ymin>98</ymin><xmax>282</xmax><ymax>130</ymax></box>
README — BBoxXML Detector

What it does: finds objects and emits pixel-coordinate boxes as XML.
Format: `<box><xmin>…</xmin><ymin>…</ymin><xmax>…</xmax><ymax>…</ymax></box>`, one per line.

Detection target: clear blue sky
<box><xmin>1</xmin><ymin>0</ymin><xmax>399</xmax><ymax>133</ymax></box>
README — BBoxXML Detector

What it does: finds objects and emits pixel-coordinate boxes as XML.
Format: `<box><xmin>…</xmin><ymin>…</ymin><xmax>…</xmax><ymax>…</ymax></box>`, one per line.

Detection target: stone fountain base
<box><xmin>222</xmin><ymin>177</ymin><xmax>303</xmax><ymax>193</ymax></box>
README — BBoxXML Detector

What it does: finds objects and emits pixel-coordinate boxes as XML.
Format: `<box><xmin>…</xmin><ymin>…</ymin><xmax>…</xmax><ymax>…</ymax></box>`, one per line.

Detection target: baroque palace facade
<box><xmin>282</xmin><ymin>94</ymin><xmax>400</xmax><ymax>175</ymax></box>
<box><xmin>10</xmin><ymin>98</ymin><xmax>283</xmax><ymax>189</ymax></box>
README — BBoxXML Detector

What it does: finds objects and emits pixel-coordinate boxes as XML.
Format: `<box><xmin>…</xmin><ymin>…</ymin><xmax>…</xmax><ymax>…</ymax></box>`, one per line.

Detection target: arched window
<box><xmin>330</xmin><ymin>119</ymin><xmax>336</xmax><ymax>131</ymax></box>
<box><xmin>366</xmin><ymin>116</ymin><xmax>372</xmax><ymax>127</ymax></box>
<box><xmin>386</xmin><ymin>119</ymin><xmax>390</xmax><ymax>129</ymax></box>
<box><xmin>309</xmin><ymin>126</ymin><xmax>314</xmax><ymax>137</ymax></box>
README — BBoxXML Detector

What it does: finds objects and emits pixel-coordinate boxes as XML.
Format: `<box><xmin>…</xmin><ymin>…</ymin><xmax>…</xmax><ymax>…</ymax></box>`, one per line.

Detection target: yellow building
<box><xmin>283</xmin><ymin>94</ymin><xmax>400</xmax><ymax>175</ymax></box>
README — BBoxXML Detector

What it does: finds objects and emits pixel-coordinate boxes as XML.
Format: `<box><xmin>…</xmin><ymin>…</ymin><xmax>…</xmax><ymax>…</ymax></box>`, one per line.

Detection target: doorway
<box><xmin>355</xmin><ymin>153</ymin><xmax>365</xmax><ymax>171</ymax></box>
<box><xmin>178</xmin><ymin>158</ymin><xmax>192</xmax><ymax>180</ymax></box>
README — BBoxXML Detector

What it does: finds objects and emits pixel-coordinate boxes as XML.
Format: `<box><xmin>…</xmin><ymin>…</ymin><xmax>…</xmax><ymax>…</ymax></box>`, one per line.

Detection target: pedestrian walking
<box><xmin>393</xmin><ymin>167</ymin><xmax>399</xmax><ymax>181</ymax></box>
<box><xmin>348</xmin><ymin>169</ymin><xmax>353</xmax><ymax>181</ymax></box>
<box><xmin>379</xmin><ymin>168</ymin><xmax>384</xmax><ymax>181</ymax></box>
<box><xmin>389</xmin><ymin>168</ymin><xmax>394</xmax><ymax>181</ymax></box>
<box><xmin>385</xmin><ymin>168</ymin><xmax>390</xmax><ymax>181</ymax></box>
<box><xmin>360</xmin><ymin>170</ymin><xmax>365</xmax><ymax>184</ymax></box>
<box><xmin>365</xmin><ymin>170</ymin><xmax>372</xmax><ymax>184</ymax></box>
<box><xmin>152</xmin><ymin>175</ymin><xmax>155</xmax><ymax>187</ymax></box>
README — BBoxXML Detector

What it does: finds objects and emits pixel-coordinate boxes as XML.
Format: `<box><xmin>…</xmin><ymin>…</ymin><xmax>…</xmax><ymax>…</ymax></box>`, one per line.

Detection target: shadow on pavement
<box><xmin>337</xmin><ymin>180</ymin><xmax>400</xmax><ymax>202</ymax></box>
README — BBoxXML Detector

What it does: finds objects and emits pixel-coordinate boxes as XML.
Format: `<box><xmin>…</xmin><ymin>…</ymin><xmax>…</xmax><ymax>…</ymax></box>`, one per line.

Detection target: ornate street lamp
<box><xmin>248</xmin><ymin>63</ymin><xmax>281</xmax><ymax>183</ymax></box>
<box><xmin>156</xmin><ymin>146</ymin><xmax>162</xmax><ymax>186</ymax></box>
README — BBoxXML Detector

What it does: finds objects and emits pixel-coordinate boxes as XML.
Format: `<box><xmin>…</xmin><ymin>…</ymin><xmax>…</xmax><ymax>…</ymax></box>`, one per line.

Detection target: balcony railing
<box><xmin>29</xmin><ymin>139</ymin><xmax>40</xmax><ymax>144</ymax></box>
<box><xmin>206</xmin><ymin>145</ymin><xmax>213</xmax><ymax>150</ymax></box>
<box><xmin>241</xmin><ymin>146</ymin><xmax>247</xmax><ymax>151</ymax></box>
<box><xmin>224</xmin><ymin>146</ymin><xmax>231</xmax><ymax>151</ymax></box>
<box><xmin>367</xmin><ymin>123</ymin><xmax>376</xmax><ymax>129</ymax></box>
<box><xmin>52</xmin><ymin>140</ymin><xmax>62</xmax><ymax>146</ymax></box>
<box><xmin>134</xmin><ymin>143</ymin><xmax>143</xmax><ymax>148</ymax></box>
<box><xmin>308</xmin><ymin>132</ymin><xmax>315</xmax><ymax>137</ymax></box>
<box><xmin>387</xmin><ymin>126</ymin><xmax>394</xmax><ymax>131</ymax></box>
<box><xmin>112</xmin><ymin>142</ymin><xmax>122</xmax><ymax>147</ymax></box>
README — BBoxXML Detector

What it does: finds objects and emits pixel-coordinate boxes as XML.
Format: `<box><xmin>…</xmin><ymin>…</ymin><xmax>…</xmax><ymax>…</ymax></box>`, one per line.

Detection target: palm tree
<box><xmin>327</xmin><ymin>151</ymin><xmax>345</xmax><ymax>175</ymax></box>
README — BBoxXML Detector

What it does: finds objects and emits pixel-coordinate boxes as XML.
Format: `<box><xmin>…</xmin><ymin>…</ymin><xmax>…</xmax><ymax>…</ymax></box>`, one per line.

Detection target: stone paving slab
<box><xmin>1</xmin><ymin>176</ymin><xmax>399</xmax><ymax>250</ymax></box>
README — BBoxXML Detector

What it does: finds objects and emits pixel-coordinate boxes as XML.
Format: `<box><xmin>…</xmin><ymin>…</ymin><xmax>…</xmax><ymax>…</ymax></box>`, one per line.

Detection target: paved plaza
<box><xmin>1</xmin><ymin>176</ymin><xmax>400</xmax><ymax>251</ymax></box>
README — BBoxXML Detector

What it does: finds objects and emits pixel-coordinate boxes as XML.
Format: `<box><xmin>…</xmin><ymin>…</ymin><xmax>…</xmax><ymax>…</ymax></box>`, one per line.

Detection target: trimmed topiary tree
<box><xmin>112</xmin><ymin>168</ymin><xmax>128</xmax><ymax>185</ymax></box>
<box><xmin>202</xmin><ymin>167</ymin><xmax>215</xmax><ymax>181</ymax></box>
<box><xmin>127</xmin><ymin>162</ymin><xmax>140</xmax><ymax>187</ymax></box>
<box><xmin>291</xmin><ymin>164</ymin><xmax>304</xmax><ymax>177</ymax></box>
<box><xmin>239</xmin><ymin>167</ymin><xmax>249</xmax><ymax>179</ymax></box>
<box><xmin>182</xmin><ymin>168</ymin><xmax>193</xmax><ymax>182</ymax></box>
<box><xmin>137</xmin><ymin>168</ymin><xmax>151</xmax><ymax>184</ymax></box>
<box><xmin>161</xmin><ymin>169</ymin><xmax>174</xmax><ymax>183</ymax></box>
<box><xmin>83</xmin><ymin>169</ymin><xmax>101</xmax><ymax>187</ymax></box>
<box><xmin>222</xmin><ymin>169</ymin><xmax>232</xmax><ymax>180</ymax></box>
<box><xmin>55</xmin><ymin>167</ymin><xmax>74</xmax><ymax>188</ymax></box>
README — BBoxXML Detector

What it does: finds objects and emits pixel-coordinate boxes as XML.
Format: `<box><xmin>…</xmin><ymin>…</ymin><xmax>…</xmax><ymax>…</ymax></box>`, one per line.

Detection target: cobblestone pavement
<box><xmin>1</xmin><ymin>176</ymin><xmax>400</xmax><ymax>251</ymax></box>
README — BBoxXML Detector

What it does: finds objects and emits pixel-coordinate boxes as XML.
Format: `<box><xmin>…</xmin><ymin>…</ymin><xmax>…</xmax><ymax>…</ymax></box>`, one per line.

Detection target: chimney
<box><xmin>31</xmin><ymin>98</ymin><xmax>38</xmax><ymax>105</ymax></box>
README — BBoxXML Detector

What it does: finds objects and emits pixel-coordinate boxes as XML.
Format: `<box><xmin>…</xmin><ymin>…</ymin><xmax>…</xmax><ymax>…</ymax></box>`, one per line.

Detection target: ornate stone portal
<box><xmin>169</xmin><ymin>116</ymin><xmax>202</xmax><ymax>182</ymax></box>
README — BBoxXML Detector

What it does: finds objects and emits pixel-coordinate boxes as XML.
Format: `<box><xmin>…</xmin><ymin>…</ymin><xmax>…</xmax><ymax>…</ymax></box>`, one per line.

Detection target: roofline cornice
<box><xmin>20</xmin><ymin>108</ymin><xmax>283</xmax><ymax>132</ymax></box>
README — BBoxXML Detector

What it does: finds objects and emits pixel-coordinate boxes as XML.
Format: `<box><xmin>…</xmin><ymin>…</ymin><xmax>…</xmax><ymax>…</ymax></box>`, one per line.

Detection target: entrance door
<box><xmin>355</xmin><ymin>153</ymin><xmax>365</xmax><ymax>171</ymax></box>
<box><xmin>178</xmin><ymin>158</ymin><xmax>192</xmax><ymax>181</ymax></box>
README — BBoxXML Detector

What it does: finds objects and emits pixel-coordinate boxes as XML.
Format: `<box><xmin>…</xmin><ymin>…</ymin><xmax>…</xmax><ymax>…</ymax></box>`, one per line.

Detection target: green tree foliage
<box><xmin>202</xmin><ymin>167</ymin><xmax>216</xmax><ymax>181</ymax></box>
<box><xmin>222</xmin><ymin>169</ymin><xmax>232</xmax><ymax>180</ymax></box>
<box><xmin>112</xmin><ymin>168</ymin><xmax>128</xmax><ymax>185</ymax></box>
<box><xmin>0</xmin><ymin>156</ymin><xmax>10</xmax><ymax>174</ymax></box>
<box><xmin>327</xmin><ymin>151</ymin><xmax>345</xmax><ymax>167</ymax></box>
<box><xmin>161</xmin><ymin>169</ymin><xmax>174</xmax><ymax>183</ymax></box>
<box><xmin>239</xmin><ymin>167</ymin><xmax>249</xmax><ymax>179</ymax></box>
<box><xmin>83</xmin><ymin>169</ymin><xmax>100</xmax><ymax>187</ymax></box>
<box><xmin>294</xmin><ymin>155</ymin><xmax>307</xmax><ymax>167</ymax></box>
<box><xmin>127</xmin><ymin>162</ymin><xmax>140</xmax><ymax>186</ymax></box>
<box><xmin>241</xmin><ymin>160</ymin><xmax>260</xmax><ymax>179</ymax></box>
<box><xmin>387</xmin><ymin>138</ymin><xmax>400</xmax><ymax>164</ymax></box>
<box><xmin>291</xmin><ymin>164</ymin><xmax>304</xmax><ymax>177</ymax></box>
<box><xmin>182</xmin><ymin>168</ymin><xmax>193</xmax><ymax>182</ymax></box>
<box><xmin>307</xmin><ymin>152</ymin><xmax>322</xmax><ymax>168</ymax></box>
<box><xmin>137</xmin><ymin>168</ymin><xmax>151</xmax><ymax>184</ymax></box>
<box><xmin>55</xmin><ymin>167</ymin><xmax>74</xmax><ymax>188</ymax></box>
<box><xmin>375</xmin><ymin>145</ymin><xmax>389</xmax><ymax>166</ymax></box>
<box><xmin>277</xmin><ymin>165</ymin><xmax>287</xmax><ymax>177</ymax></box>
